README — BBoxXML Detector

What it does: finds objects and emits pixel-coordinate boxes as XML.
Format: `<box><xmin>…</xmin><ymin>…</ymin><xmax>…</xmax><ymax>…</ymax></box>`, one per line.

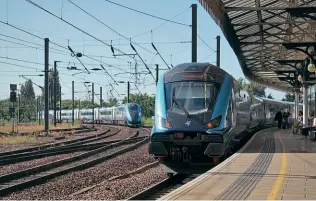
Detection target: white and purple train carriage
<box><xmin>40</xmin><ymin>102</ymin><xmax>142</xmax><ymax>127</ymax></box>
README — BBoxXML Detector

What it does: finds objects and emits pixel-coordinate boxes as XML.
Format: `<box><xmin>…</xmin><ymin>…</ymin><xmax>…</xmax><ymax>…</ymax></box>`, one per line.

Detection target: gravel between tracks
<box><xmin>0</xmin><ymin>127</ymin><xmax>134</xmax><ymax>176</ymax></box>
<box><xmin>2</xmin><ymin>144</ymin><xmax>155</xmax><ymax>200</ymax></box>
<box><xmin>103</xmin><ymin>126</ymin><xmax>137</xmax><ymax>140</ymax></box>
<box><xmin>0</xmin><ymin>152</ymin><xmax>85</xmax><ymax>175</ymax></box>
<box><xmin>70</xmin><ymin>165</ymin><xmax>167</xmax><ymax>200</ymax></box>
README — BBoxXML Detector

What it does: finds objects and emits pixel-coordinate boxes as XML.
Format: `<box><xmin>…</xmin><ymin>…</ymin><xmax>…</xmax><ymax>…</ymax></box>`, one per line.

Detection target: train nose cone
<box><xmin>131</xmin><ymin>113</ymin><xmax>139</xmax><ymax>123</ymax></box>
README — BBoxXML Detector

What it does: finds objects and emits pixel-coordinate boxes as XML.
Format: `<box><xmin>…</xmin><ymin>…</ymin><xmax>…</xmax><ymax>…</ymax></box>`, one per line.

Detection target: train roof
<box><xmin>254</xmin><ymin>96</ymin><xmax>303</xmax><ymax>106</ymax></box>
<box><xmin>164</xmin><ymin>63</ymin><xmax>230</xmax><ymax>83</ymax></box>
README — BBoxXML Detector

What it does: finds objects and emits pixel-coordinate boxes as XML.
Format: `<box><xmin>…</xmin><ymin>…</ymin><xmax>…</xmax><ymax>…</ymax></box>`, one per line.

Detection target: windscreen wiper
<box><xmin>172</xmin><ymin>96</ymin><xmax>191</xmax><ymax>117</ymax></box>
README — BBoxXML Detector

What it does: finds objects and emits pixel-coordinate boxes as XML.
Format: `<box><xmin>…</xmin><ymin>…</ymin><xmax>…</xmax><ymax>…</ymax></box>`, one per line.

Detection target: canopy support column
<box><xmin>303</xmin><ymin>86</ymin><xmax>308</xmax><ymax>127</ymax></box>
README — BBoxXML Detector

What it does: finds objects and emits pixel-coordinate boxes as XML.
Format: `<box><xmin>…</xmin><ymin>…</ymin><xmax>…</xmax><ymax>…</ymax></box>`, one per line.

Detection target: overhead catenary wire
<box><xmin>131</xmin><ymin>6</ymin><xmax>192</xmax><ymax>39</ymax></box>
<box><xmin>68</xmin><ymin>45</ymin><xmax>90</xmax><ymax>74</ymax></box>
<box><xmin>104</xmin><ymin>0</ymin><xmax>191</xmax><ymax>27</ymax></box>
<box><xmin>151</xmin><ymin>43</ymin><xmax>170</xmax><ymax>69</ymax></box>
<box><xmin>100</xmin><ymin>64</ymin><xmax>119</xmax><ymax>85</ymax></box>
<box><xmin>0</xmin><ymin>21</ymin><xmax>135</xmax><ymax>75</ymax></box>
<box><xmin>0</xmin><ymin>38</ymin><xmax>70</xmax><ymax>56</ymax></box>
<box><xmin>130</xmin><ymin>43</ymin><xmax>155</xmax><ymax>80</ymax></box>
<box><xmin>68</xmin><ymin>41</ymin><xmax>191</xmax><ymax>47</ymax></box>
<box><xmin>0</xmin><ymin>55</ymin><xmax>51</xmax><ymax>66</ymax></box>
<box><xmin>197</xmin><ymin>34</ymin><xmax>216</xmax><ymax>52</ymax></box>
<box><xmin>68</xmin><ymin>0</ymin><xmax>155</xmax><ymax>55</ymax></box>
<box><xmin>1</xmin><ymin>1</ymin><xmax>186</xmax><ymax>99</ymax></box>
<box><xmin>25</xmin><ymin>0</ymin><xmax>140</xmax><ymax>61</ymax></box>
<box><xmin>0</xmin><ymin>20</ymin><xmax>69</xmax><ymax>52</ymax></box>
<box><xmin>0</xmin><ymin>60</ymin><xmax>42</xmax><ymax>71</ymax></box>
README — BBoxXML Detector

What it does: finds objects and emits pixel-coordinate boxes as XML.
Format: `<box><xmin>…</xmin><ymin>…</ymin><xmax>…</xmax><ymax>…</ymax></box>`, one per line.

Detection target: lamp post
<box><xmin>297</xmin><ymin>56</ymin><xmax>316</xmax><ymax>126</ymax></box>
<box><xmin>54</xmin><ymin>61</ymin><xmax>61</xmax><ymax>127</ymax></box>
<box><xmin>83</xmin><ymin>82</ymin><xmax>94</xmax><ymax>128</ymax></box>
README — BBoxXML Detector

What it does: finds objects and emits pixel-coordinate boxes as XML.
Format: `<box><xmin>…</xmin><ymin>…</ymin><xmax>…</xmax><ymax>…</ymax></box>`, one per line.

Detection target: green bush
<box><xmin>142</xmin><ymin>117</ymin><xmax>154</xmax><ymax>126</ymax></box>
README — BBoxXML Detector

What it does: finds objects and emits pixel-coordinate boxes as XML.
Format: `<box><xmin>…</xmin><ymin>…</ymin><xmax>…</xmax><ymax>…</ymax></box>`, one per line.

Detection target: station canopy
<box><xmin>198</xmin><ymin>0</ymin><xmax>316</xmax><ymax>93</ymax></box>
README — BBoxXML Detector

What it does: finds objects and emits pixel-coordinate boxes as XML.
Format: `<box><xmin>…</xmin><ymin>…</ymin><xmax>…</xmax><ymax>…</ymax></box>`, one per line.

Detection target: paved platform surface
<box><xmin>159</xmin><ymin>128</ymin><xmax>316</xmax><ymax>200</ymax></box>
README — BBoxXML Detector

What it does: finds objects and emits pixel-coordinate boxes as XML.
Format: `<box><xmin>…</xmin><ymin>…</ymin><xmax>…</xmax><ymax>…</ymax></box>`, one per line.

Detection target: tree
<box><xmin>237</xmin><ymin>77</ymin><xmax>266</xmax><ymax>97</ymax></box>
<box><xmin>237</xmin><ymin>78</ymin><xmax>245</xmax><ymax>89</ymax></box>
<box><xmin>0</xmin><ymin>99</ymin><xmax>11</xmax><ymax>121</ymax></box>
<box><xmin>20</xmin><ymin>79</ymin><xmax>36</xmax><ymax>121</ymax></box>
<box><xmin>48</xmin><ymin>68</ymin><xmax>61</xmax><ymax>110</ymax></box>
<box><xmin>243</xmin><ymin>82</ymin><xmax>266</xmax><ymax>97</ymax></box>
<box><xmin>282</xmin><ymin>93</ymin><xmax>295</xmax><ymax>102</ymax></box>
<box><xmin>107</xmin><ymin>98</ymin><xmax>118</xmax><ymax>107</ymax></box>
<box><xmin>124</xmin><ymin>93</ymin><xmax>154</xmax><ymax>118</ymax></box>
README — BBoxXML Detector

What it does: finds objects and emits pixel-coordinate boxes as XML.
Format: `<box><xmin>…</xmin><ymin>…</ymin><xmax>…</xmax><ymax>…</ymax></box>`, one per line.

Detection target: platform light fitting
<box><xmin>307</xmin><ymin>46</ymin><xmax>315</xmax><ymax>55</ymax></box>
<box><xmin>308</xmin><ymin>62</ymin><xmax>316</xmax><ymax>73</ymax></box>
<box><xmin>296</xmin><ymin>63</ymin><xmax>303</xmax><ymax>69</ymax></box>
<box><xmin>298</xmin><ymin>75</ymin><xmax>303</xmax><ymax>82</ymax></box>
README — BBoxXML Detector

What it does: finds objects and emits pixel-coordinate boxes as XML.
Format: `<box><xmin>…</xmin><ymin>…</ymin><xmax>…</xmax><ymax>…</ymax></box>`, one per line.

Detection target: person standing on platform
<box><xmin>301</xmin><ymin>112</ymin><xmax>316</xmax><ymax>139</ymax></box>
<box><xmin>275</xmin><ymin>110</ymin><xmax>283</xmax><ymax>129</ymax></box>
<box><xmin>293</xmin><ymin>111</ymin><xmax>303</xmax><ymax>135</ymax></box>
<box><xmin>283</xmin><ymin>109</ymin><xmax>291</xmax><ymax>129</ymax></box>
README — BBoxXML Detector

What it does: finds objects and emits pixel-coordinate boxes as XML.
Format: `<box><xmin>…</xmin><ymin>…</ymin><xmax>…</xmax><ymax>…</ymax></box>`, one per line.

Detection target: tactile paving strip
<box><xmin>215</xmin><ymin>134</ymin><xmax>276</xmax><ymax>200</ymax></box>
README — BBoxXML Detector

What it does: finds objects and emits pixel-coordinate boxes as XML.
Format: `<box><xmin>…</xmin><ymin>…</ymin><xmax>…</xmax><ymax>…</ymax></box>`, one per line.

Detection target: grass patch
<box><xmin>0</xmin><ymin>136</ymin><xmax>38</xmax><ymax>145</ymax></box>
<box><xmin>142</xmin><ymin>117</ymin><xmax>154</xmax><ymax>126</ymax></box>
<box><xmin>0</xmin><ymin>121</ymin><xmax>81</xmax><ymax>133</ymax></box>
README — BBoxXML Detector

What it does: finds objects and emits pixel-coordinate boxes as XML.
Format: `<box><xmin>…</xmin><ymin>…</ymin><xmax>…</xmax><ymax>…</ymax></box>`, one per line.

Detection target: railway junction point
<box><xmin>156</xmin><ymin>0</ymin><xmax>316</xmax><ymax>200</ymax></box>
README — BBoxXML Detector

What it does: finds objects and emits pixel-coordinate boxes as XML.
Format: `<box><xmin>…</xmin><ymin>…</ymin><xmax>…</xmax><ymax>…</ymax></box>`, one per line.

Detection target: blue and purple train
<box><xmin>149</xmin><ymin>63</ymin><xmax>301</xmax><ymax>175</ymax></box>
<box><xmin>40</xmin><ymin>102</ymin><xmax>142</xmax><ymax>127</ymax></box>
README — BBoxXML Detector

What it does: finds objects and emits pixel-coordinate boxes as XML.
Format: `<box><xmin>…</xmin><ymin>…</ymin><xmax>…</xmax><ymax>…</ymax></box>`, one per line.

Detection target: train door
<box><xmin>263</xmin><ymin>103</ymin><xmax>266</xmax><ymax>125</ymax></box>
<box><xmin>232</xmin><ymin>89</ymin><xmax>237</xmax><ymax>127</ymax></box>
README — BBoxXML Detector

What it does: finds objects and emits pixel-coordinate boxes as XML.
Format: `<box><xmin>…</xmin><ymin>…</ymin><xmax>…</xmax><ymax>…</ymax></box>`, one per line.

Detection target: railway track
<box><xmin>0</xmin><ymin>131</ymin><xmax>148</xmax><ymax>197</ymax></box>
<box><xmin>127</xmin><ymin>174</ymin><xmax>200</xmax><ymax>200</ymax></box>
<box><xmin>0</xmin><ymin>128</ymin><xmax>123</xmax><ymax>166</ymax></box>
<box><xmin>0</xmin><ymin>128</ymin><xmax>113</xmax><ymax>158</ymax></box>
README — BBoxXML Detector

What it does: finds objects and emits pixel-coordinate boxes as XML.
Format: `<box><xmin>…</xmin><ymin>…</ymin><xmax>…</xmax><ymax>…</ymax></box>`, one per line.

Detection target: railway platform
<box><xmin>159</xmin><ymin>127</ymin><xmax>316</xmax><ymax>200</ymax></box>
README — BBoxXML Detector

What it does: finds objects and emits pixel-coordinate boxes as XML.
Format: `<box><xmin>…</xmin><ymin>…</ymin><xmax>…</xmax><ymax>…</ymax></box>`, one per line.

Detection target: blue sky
<box><xmin>0</xmin><ymin>0</ymin><xmax>285</xmax><ymax>101</ymax></box>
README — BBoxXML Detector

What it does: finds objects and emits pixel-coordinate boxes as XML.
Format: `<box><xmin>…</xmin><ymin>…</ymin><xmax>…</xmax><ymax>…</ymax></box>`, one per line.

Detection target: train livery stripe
<box><xmin>211</xmin><ymin>75</ymin><xmax>232</xmax><ymax>126</ymax></box>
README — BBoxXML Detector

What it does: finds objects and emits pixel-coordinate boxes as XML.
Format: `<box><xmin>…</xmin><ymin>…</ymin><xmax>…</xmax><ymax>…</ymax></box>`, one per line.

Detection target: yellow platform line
<box><xmin>267</xmin><ymin>131</ymin><xmax>287</xmax><ymax>200</ymax></box>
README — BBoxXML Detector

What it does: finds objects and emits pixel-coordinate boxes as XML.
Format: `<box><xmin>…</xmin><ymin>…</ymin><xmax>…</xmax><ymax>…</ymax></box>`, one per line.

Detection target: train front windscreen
<box><xmin>128</xmin><ymin>104</ymin><xmax>140</xmax><ymax>123</ymax></box>
<box><xmin>165</xmin><ymin>81</ymin><xmax>220</xmax><ymax>116</ymax></box>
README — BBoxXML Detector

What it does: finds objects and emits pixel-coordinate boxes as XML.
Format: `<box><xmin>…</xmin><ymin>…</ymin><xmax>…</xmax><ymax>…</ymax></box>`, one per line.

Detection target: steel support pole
<box><xmin>92</xmin><ymin>83</ymin><xmax>94</xmax><ymax>128</ymax></box>
<box><xmin>216</xmin><ymin>36</ymin><xmax>221</xmax><ymax>67</ymax></box>
<box><xmin>192</xmin><ymin>4</ymin><xmax>197</xmax><ymax>62</ymax></box>
<box><xmin>127</xmin><ymin>81</ymin><xmax>130</xmax><ymax>103</ymax></box>
<box><xmin>44</xmin><ymin>38</ymin><xmax>49</xmax><ymax>132</ymax></box>
<box><xmin>37</xmin><ymin>97</ymin><xmax>40</xmax><ymax>125</ymax></box>
<box><xmin>59</xmin><ymin>86</ymin><xmax>62</xmax><ymax>124</ymax></box>
<box><xmin>18</xmin><ymin>93</ymin><xmax>20</xmax><ymax>124</ymax></box>
<box><xmin>54</xmin><ymin>61</ymin><xmax>57</xmax><ymax>127</ymax></box>
<box><xmin>295</xmin><ymin>91</ymin><xmax>299</xmax><ymax>123</ymax></box>
<box><xmin>303</xmin><ymin>86</ymin><xmax>308</xmax><ymax>127</ymax></box>
<box><xmin>72</xmin><ymin>81</ymin><xmax>74</xmax><ymax>126</ymax></box>
<box><xmin>100</xmin><ymin>87</ymin><xmax>102</xmax><ymax>107</ymax></box>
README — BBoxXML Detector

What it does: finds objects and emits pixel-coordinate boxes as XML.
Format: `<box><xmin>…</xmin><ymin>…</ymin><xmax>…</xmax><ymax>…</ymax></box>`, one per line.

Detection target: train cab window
<box><xmin>128</xmin><ymin>104</ymin><xmax>139</xmax><ymax>114</ymax></box>
<box><xmin>165</xmin><ymin>81</ymin><xmax>220</xmax><ymax>115</ymax></box>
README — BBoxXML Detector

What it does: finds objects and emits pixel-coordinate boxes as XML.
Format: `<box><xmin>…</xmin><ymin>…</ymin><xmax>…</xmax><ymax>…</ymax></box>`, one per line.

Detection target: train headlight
<box><xmin>159</xmin><ymin>117</ymin><xmax>172</xmax><ymax>128</ymax></box>
<box><xmin>207</xmin><ymin>115</ymin><xmax>222</xmax><ymax>128</ymax></box>
<box><xmin>173</xmin><ymin>132</ymin><xmax>184</xmax><ymax>139</ymax></box>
